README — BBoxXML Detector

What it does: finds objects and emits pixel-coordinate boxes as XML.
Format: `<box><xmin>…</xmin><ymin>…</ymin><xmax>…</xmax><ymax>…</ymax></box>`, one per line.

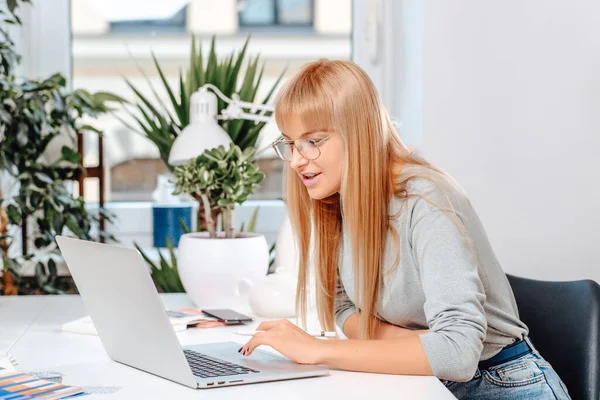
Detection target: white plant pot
<box><xmin>177</xmin><ymin>232</ymin><xmax>269</xmax><ymax>310</ymax></box>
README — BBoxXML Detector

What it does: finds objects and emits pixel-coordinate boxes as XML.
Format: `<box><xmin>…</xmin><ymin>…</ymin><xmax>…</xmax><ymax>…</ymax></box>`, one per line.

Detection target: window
<box><xmin>71</xmin><ymin>0</ymin><xmax>351</xmax><ymax>205</ymax></box>
<box><xmin>109</xmin><ymin>6</ymin><xmax>187</xmax><ymax>34</ymax></box>
<box><xmin>238</xmin><ymin>0</ymin><xmax>313</xmax><ymax>27</ymax></box>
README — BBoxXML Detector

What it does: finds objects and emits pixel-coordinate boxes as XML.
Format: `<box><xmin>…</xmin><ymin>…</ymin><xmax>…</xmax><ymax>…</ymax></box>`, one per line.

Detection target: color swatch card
<box><xmin>0</xmin><ymin>368</ymin><xmax>84</xmax><ymax>399</ymax></box>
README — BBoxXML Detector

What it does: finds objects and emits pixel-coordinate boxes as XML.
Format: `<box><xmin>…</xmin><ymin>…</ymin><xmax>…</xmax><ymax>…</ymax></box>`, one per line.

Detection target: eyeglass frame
<box><xmin>271</xmin><ymin>129</ymin><xmax>337</xmax><ymax>162</ymax></box>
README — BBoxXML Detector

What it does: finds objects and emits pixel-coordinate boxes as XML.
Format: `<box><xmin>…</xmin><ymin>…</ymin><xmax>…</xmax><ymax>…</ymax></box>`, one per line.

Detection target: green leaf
<box><xmin>7</xmin><ymin>0</ymin><xmax>17</xmax><ymax>15</ymax></box>
<box><xmin>157</xmin><ymin>248</ymin><xmax>184</xmax><ymax>292</ymax></box>
<box><xmin>178</xmin><ymin>71</ymin><xmax>188</xmax><ymax>125</ymax></box>
<box><xmin>228</xmin><ymin>55</ymin><xmax>260</xmax><ymax>144</ymax></box>
<box><xmin>226</xmin><ymin>35</ymin><xmax>251</xmax><ymax>93</ymax></box>
<box><xmin>35</xmin><ymin>262</ymin><xmax>47</xmax><ymax>288</ymax></box>
<box><xmin>151</xmin><ymin>52</ymin><xmax>185</xmax><ymax>126</ymax></box>
<box><xmin>47</xmin><ymin>206</ymin><xmax>56</xmax><ymax>233</ymax></box>
<box><xmin>205</xmin><ymin>36</ymin><xmax>218</xmax><ymax>83</ymax></box>
<box><xmin>65</xmin><ymin>216</ymin><xmax>83</xmax><ymax>237</ymax></box>
<box><xmin>61</xmin><ymin>146</ymin><xmax>81</xmax><ymax>164</ymax></box>
<box><xmin>52</xmin><ymin>213</ymin><xmax>64</xmax><ymax>234</ymax></box>
<box><xmin>186</xmin><ymin>36</ymin><xmax>199</xmax><ymax>97</ymax></box>
<box><xmin>48</xmin><ymin>258</ymin><xmax>57</xmax><ymax>277</ymax></box>
<box><xmin>165</xmin><ymin>238</ymin><xmax>178</xmax><ymax>270</ymax></box>
<box><xmin>134</xmin><ymin>242</ymin><xmax>161</xmax><ymax>275</ymax></box>
<box><xmin>131</xmin><ymin>56</ymin><xmax>180</xmax><ymax>126</ymax></box>
<box><xmin>34</xmin><ymin>172</ymin><xmax>53</xmax><ymax>184</ymax></box>
<box><xmin>178</xmin><ymin>217</ymin><xmax>191</xmax><ymax>234</ymax></box>
<box><xmin>91</xmin><ymin>91</ymin><xmax>129</xmax><ymax>104</ymax></box>
<box><xmin>125</xmin><ymin>78</ymin><xmax>170</xmax><ymax>129</ymax></box>
<box><xmin>246</xmin><ymin>206</ymin><xmax>260</xmax><ymax>232</ymax></box>
<box><xmin>6</xmin><ymin>204</ymin><xmax>21</xmax><ymax>225</ymax></box>
<box><xmin>193</xmin><ymin>36</ymin><xmax>205</xmax><ymax>88</ymax></box>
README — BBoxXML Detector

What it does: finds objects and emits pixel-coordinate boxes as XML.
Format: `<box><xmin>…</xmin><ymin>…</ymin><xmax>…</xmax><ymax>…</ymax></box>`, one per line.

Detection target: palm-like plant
<box><xmin>122</xmin><ymin>35</ymin><xmax>286</xmax><ymax>172</ymax></box>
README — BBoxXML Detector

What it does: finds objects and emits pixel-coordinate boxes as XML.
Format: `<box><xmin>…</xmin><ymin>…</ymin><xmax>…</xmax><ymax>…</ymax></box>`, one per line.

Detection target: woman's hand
<box><xmin>239</xmin><ymin>320</ymin><xmax>326</xmax><ymax>365</ymax></box>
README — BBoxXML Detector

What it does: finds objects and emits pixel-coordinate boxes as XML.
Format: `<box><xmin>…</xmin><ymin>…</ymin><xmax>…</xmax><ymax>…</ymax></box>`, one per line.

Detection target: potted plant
<box><xmin>171</xmin><ymin>143</ymin><xmax>269</xmax><ymax>308</ymax></box>
<box><xmin>123</xmin><ymin>35</ymin><xmax>285</xmax><ymax>174</ymax></box>
<box><xmin>0</xmin><ymin>0</ymin><xmax>117</xmax><ymax>295</ymax></box>
<box><xmin>122</xmin><ymin>35</ymin><xmax>283</xmax><ymax>292</ymax></box>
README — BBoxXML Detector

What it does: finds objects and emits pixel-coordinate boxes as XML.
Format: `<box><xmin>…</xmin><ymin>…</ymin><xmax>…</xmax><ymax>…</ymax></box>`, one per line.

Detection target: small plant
<box><xmin>134</xmin><ymin>238</ymin><xmax>184</xmax><ymax>293</ymax></box>
<box><xmin>173</xmin><ymin>143</ymin><xmax>264</xmax><ymax>239</ymax></box>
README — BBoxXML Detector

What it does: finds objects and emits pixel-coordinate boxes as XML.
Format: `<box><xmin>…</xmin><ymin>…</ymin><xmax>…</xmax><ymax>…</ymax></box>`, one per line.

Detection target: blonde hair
<box><xmin>275</xmin><ymin>59</ymin><xmax>433</xmax><ymax>339</ymax></box>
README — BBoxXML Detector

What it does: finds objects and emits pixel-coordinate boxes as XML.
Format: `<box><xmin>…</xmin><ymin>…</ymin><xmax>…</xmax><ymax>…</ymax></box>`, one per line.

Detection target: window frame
<box><xmin>238</xmin><ymin>0</ymin><xmax>315</xmax><ymax>28</ymax></box>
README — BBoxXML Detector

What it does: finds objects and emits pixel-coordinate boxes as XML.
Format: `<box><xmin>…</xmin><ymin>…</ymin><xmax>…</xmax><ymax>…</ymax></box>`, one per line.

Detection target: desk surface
<box><xmin>0</xmin><ymin>294</ymin><xmax>455</xmax><ymax>399</ymax></box>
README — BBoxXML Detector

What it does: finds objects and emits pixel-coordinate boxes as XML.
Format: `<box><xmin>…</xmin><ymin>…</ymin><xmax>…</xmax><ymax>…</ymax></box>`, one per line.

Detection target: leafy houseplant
<box><xmin>123</xmin><ymin>35</ymin><xmax>286</xmax><ymax>173</ymax></box>
<box><xmin>122</xmin><ymin>34</ymin><xmax>285</xmax><ymax>231</ymax></box>
<box><xmin>173</xmin><ymin>144</ymin><xmax>265</xmax><ymax>239</ymax></box>
<box><xmin>0</xmin><ymin>0</ymin><xmax>116</xmax><ymax>295</ymax></box>
<box><xmin>122</xmin><ymin>35</ymin><xmax>281</xmax><ymax>292</ymax></box>
<box><xmin>172</xmin><ymin>144</ymin><xmax>270</xmax><ymax>308</ymax></box>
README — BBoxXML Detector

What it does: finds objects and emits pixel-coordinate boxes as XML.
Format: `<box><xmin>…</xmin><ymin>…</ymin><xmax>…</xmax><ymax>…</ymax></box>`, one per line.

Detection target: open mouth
<box><xmin>302</xmin><ymin>173</ymin><xmax>321</xmax><ymax>181</ymax></box>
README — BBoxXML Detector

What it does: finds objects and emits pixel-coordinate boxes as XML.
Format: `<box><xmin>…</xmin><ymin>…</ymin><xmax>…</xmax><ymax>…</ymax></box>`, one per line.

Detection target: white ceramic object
<box><xmin>235</xmin><ymin>267</ymin><xmax>297</xmax><ymax>318</ymax></box>
<box><xmin>177</xmin><ymin>232</ymin><xmax>269</xmax><ymax>310</ymax></box>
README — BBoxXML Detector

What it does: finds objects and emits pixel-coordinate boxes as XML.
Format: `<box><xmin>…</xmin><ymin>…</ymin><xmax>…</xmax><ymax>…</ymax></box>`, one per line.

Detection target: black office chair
<box><xmin>506</xmin><ymin>274</ymin><xmax>600</xmax><ymax>400</ymax></box>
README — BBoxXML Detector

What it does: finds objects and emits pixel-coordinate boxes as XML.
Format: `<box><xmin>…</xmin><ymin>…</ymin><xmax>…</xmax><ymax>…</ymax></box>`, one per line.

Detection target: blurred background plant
<box><xmin>0</xmin><ymin>0</ymin><xmax>119</xmax><ymax>295</ymax></box>
<box><xmin>122</xmin><ymin>34</ymin><xmax>286</xmax><ymax>174</ymax></box>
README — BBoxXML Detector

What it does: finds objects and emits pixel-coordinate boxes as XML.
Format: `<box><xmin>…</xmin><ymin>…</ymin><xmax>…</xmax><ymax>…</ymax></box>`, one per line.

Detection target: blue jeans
<box><xmin>442</xmin><ymin>339</ymin><xmax>571</xmax><ymax>399</ymax></box>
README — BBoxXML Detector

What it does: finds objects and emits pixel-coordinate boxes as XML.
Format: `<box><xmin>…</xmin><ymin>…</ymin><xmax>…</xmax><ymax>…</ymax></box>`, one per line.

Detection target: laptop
<box><xmin>55</xmin><ymin>236</ymin><xmax>329</xmax><ymax>389</ymax></box>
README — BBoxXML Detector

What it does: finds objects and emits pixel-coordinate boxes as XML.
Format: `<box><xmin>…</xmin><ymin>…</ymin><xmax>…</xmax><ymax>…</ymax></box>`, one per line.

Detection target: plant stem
<box><xmin>223</xmin><ymin>206</ymin><xmax>234</xmax><ymax>238</ymax></box>
<box><xmin>199</xmin><ymin>193</ymin><xmax>216</xmax><ymax>238</ymax></box>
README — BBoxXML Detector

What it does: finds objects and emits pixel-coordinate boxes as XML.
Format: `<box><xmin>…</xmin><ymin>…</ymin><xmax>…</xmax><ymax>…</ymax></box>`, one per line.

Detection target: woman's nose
<box><xmin>290</xmin><ymin>149</ymin><xmax>308</xmax><ymax>170</ymax></box>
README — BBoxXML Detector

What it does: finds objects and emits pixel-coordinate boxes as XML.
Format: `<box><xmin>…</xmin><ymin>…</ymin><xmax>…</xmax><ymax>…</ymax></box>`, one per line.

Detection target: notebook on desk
<box><xmin>55</xmin><ymin>236</ymin><xmax>329</xmax><ymax>389</ymax></box>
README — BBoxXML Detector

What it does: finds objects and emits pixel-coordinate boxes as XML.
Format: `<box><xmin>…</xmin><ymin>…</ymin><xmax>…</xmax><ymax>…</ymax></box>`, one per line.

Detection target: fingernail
<box><xmin>238</xmin><ymin>347</ymin><xmax>242</xmax><ymax>353</ymax></box>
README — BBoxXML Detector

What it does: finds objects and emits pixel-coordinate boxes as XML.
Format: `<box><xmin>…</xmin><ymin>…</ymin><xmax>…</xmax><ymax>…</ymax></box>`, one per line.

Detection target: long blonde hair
<box><xmin>275</xmin><ymin>60</ymin><xmax>431</xmax><ymax>339</ymax></box>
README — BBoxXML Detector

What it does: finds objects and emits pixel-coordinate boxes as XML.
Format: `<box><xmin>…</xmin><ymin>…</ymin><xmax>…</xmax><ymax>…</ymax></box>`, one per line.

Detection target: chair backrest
<box><xmin>507</xmin><ymin>274</ymin><xmax>600</xmax><ymax>400</ymax></box>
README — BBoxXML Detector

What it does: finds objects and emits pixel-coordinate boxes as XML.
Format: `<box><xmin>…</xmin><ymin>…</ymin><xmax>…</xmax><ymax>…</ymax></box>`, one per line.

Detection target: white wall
<box><xmin>16</xmin><ymin>0</ymin><xmax>71</xmax><ymax>82</ymax></box>
<box><xmin>352</xmin><ymin>0</ymin><xmax>423</xmax><ymax>148</ymax></box>
<box><xmin>354</xmin><ymin>0</ymin><xmax>600</xmax><ymax>282</ymax></box>
<box><xmin>422</xmin><ymin>0</ymin><xmax>600</xmax><ymax>283</ymax></box>
<box><xmin>355</xmin><ymin>0</ymin><xmax>600</xmax><ymax>282</ymax></box>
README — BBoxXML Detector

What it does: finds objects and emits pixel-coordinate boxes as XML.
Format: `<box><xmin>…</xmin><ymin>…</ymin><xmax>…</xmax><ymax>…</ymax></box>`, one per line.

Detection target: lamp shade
<box><xmin>168</xmin><ymin>88</ymin><xmax>232</xmax><ymax>166</ymax></box>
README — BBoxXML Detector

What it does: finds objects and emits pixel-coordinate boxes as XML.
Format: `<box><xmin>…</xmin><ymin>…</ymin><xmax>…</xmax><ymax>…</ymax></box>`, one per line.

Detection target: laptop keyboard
<box><xmin>183</xmin><ymin>349</ymin><xmax>260</xmax><ymax>378</ymax></box>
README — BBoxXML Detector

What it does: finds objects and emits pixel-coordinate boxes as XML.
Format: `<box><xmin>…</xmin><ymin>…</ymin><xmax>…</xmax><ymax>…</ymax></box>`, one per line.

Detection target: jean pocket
<box><xmin>483</xmin><ymin>357</ymin><xmax>546</xmax><ymax>388</ymax></box>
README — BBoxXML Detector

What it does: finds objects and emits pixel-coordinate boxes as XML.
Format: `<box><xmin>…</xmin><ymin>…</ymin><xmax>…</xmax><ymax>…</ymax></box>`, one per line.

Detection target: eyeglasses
<box><xmin>271</xmin><ymin>131</ymin><xmax>336</xmax><ymax>162</ymax></box>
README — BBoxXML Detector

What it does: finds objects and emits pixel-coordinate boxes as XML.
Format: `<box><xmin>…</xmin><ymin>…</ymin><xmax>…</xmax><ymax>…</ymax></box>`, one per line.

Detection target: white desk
<box><xmin>0</xmin><ymin>294</ymin><xmax>455</xmax><ymax>399</ymax></box>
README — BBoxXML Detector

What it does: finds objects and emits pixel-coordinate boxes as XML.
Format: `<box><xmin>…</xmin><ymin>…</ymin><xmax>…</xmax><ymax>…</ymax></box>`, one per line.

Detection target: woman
<box><xmin>239</xmin><ymin>59</ymin><xmax>570</xmax><ymax>399</ymax></box>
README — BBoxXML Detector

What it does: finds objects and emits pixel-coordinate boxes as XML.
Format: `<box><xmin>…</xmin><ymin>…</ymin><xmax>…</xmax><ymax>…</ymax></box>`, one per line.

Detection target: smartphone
<box><xmin>202</xmin><ymin>309</ymin><xmax>254</xmax><ymax>324</ymax></box>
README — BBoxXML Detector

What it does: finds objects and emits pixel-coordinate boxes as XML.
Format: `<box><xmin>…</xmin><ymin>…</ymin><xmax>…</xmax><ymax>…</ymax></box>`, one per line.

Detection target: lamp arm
<box><xmin>201</xmin><ymin>83</ymin><xmax>275</xmax><ymax>116</ymax></box>
<box><xmin>201</xmin><ymin>83</ymin><xmax>401</xmax><ymax>127</ymax></box>
<box><xmin>198</xmin><ymin>84</ymin><xmax>403</xmax><ymax>157</ymax></box>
